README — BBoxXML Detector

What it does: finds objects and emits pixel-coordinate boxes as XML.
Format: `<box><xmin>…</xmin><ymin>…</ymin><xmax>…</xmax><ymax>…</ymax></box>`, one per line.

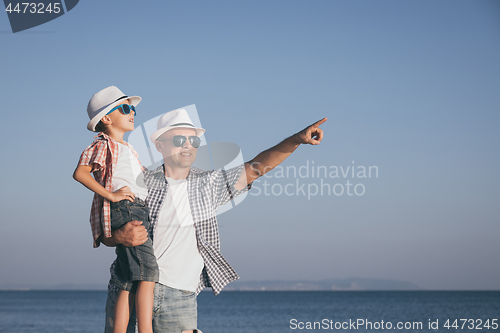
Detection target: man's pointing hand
<box><xmin>294</xmin><ymin>117</ymin><xmax>327</xmax><ymax>145</ymax></box>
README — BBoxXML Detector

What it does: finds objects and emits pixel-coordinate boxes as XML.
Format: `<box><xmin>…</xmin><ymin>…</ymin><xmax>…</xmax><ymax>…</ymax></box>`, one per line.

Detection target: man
<box><xmin>102</xmin><ymin>108</ymin><xmax>327</xmax><ymax>333</ymax></box>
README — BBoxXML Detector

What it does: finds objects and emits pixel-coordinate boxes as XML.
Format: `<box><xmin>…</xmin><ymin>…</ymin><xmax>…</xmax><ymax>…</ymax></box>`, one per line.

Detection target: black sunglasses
<box><xmin>162</xmin><ymin>135</ymin><xmax>201</xmax><ymax>148</ymax></box>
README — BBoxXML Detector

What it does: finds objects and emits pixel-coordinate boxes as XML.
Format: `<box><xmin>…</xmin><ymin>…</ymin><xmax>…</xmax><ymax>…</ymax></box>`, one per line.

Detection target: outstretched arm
<box><xmin>236</xmin><ymin>117</ymin><xmax>327</xmax><ymax>189</ymax></box>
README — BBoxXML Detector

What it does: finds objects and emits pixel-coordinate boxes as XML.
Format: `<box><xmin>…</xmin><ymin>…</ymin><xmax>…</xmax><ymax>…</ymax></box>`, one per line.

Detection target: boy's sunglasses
<box><xmin>107</xmin><ymin>104</ymin><xmax>136</xmax><ymax>115</ymax></box>
<box><xmin>160</xmin><ymin>135</ymin><xmax>201</xmax><ymax>148</ymax></box>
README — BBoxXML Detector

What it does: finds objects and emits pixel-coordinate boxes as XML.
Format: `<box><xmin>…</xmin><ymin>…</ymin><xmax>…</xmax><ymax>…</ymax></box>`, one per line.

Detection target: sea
<box><xmin>0</xmin><ymin>290</ymin><xmax>499</xmax><ymax>332</ymax></box>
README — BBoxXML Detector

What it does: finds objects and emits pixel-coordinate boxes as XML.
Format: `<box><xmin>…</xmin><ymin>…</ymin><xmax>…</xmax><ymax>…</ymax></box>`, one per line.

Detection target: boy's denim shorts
<box><xmin>109</xmin><ymin>197</ymin><xmax>159</xmax><ymax>292</ymax></box>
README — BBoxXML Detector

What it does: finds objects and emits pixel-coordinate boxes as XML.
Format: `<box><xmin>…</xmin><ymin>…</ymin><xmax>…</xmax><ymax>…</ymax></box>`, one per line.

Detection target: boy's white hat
<box><xmin>87</xmin><ymin>86</ymin><xmax>142</xmax><ymax>132</ymax></box>
<box><xmin>150</xmin><ymin>109</ymin><xmax>205</xmax><ymax>143</ymax></box>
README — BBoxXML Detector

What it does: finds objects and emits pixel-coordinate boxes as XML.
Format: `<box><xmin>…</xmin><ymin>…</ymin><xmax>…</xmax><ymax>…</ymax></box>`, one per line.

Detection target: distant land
<box><xmin>0</xmin><ymin>283</ymin><xmax>107</xmax><ymax>291</ymax></box>
<box><xmin>224</xmin><ymin>278</ymin><xmax>420</xmax><ymax>291</ymax></box>
<box><xmin>0</xmin><ymin>278</ymin><xmax>420</xmax><ymax>291</ymax></box>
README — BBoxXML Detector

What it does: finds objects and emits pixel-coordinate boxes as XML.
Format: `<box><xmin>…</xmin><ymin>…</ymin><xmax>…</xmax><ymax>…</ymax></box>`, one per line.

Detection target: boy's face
<box><xmin>104</xmin><ymin>99</ymin><xmax>135</xmax><ymax>133</ymax></box>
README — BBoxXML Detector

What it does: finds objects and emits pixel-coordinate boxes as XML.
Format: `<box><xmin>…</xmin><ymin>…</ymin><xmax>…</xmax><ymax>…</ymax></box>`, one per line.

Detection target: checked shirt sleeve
<box><xmin>210</xmin><ymin>164</ymin><xmax>251</xmax><ymax>210</ymax></box>
<box><xmin>78</xmin><ymin>139</ymin><xmax>108</xmax><ymax>171</ymax></box>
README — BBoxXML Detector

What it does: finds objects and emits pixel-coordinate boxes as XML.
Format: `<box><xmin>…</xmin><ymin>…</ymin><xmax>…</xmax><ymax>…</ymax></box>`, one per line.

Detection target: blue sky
<box><xmin>1</xmin><ymin>0</ymin><xmax>499</xmax><ymax>290</ymax></box>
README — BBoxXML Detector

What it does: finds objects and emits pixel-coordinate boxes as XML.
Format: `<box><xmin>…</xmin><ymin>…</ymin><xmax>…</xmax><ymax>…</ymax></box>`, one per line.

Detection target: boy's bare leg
<box><xmin>135</xmin><ymin>281</ymin><xmax>155</xmax><ymax>333</ymax></box>
<box><xmin>113</xmin><ymin>289</ymin><xmax>134</xmax><ymax>333</ymax></box>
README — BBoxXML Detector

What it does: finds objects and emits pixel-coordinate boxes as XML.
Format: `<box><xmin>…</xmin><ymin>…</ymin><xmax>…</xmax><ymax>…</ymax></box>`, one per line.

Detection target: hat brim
<box><xmin>87</xmin><ymin>95</ymin><xmax>142</xmax><ymax>132</ymax></box>
<box><xmin>150</xmin><ymin>125</ymin><xmax>205</xmax><ymax>143</ymax></box>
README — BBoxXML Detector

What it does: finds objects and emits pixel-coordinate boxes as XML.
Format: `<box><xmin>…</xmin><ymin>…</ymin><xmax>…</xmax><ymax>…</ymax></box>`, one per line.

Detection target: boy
<box><xmin>73</xmin><ymin>86</ymin><xmax>158</xmax><ymax>333</ymax></box>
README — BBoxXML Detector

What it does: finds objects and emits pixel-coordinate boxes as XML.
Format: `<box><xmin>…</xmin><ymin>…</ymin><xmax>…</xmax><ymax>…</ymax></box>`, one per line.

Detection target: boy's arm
<box><xmin>99</xmin><ymin>220</ymin><xmax>148</xmax><ymax>247</ymax></box>
<box><xmin>73</xmin><ymin>164</ymin><xmax>135</xmax><ymax>202</ymax></box>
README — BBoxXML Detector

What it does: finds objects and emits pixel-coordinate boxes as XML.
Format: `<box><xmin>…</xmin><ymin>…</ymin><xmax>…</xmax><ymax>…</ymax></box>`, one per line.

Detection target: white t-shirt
<box><xmin>153</xmin><ymin>177</ymin><xmax>205</xmax><ymax>292</ymax></box>
<box><xmin>111</xmin><ymin>143</ymin><xmax>148</xmax><ymax>200</ymax></box>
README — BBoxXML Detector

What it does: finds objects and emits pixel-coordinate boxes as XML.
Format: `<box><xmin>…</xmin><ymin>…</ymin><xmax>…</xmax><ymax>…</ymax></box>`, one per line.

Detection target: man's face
<box><xmin>155</xmin><ymin>128</ymin><xmax>199</xmax><ymax>169</ymax></box>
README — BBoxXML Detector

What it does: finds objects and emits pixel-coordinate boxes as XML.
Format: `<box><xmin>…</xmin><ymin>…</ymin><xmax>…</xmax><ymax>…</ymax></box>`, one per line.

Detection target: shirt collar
<box><xmin>94</xmin><ymin>132</ymin><xmax>110</xmax><ymax>140</ymax></box>
<box><xmin>94</xmin><ymin>132</ymin><xmax>133</xmax><ymax>149</ymax></box>
<box><xmin>149</xmin><ymin>164</ymin><xmax>201</xmax><ymax>180</ymax></box>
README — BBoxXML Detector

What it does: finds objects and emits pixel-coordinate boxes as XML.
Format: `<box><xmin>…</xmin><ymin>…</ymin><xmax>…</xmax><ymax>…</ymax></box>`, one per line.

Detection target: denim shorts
<box><xmin>109</xmin><ymin>198</ymin><xmax>159</xmax><ymax>292</ymax></box>
<box><xmin>153</xmin><ymin>284</ymin><xmax>198</xmax><ymax>333</ymax></box>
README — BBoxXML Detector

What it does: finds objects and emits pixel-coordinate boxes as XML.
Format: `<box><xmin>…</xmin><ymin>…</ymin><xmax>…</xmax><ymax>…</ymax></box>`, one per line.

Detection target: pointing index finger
<box><xmin>312</xmin><ymin>117</ymin><xmax>327</xmax><ymax>128</ymax></box>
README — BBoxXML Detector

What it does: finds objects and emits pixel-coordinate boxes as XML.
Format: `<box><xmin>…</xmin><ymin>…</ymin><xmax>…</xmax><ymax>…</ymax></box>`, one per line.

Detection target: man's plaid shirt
<box><xmin>109</xmin><ymin>163</ymin><xmax>251</xmax><ymax>295</ymax></box>
<box><xmin>78</xmin><ymin>133</ymin><xmax>140</xmax><ymax>248</ymax></box>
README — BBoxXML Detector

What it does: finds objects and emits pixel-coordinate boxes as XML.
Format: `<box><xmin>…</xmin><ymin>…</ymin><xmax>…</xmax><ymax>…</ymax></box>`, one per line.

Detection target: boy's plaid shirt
<box><xmin>78</xmin><ymin>132</ymin><xmax>140</xmax><ymax>248</ymax></box>
<box><xmin>109</xmin><ymin>163</ymin><xmax>251</xmax><ymax>295</ymax></box>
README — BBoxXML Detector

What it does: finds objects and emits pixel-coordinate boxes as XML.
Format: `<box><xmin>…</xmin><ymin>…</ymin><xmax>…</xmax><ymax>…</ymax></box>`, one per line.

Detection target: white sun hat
<box><xmin>150</xmin><ymin>108</ymin><xmax>205</xmax><ymax>143</ymax></box>
<box><xmin>86</xmin><ymin>86</ymin><xmax>142</xmax><ymax>132</ymax></box>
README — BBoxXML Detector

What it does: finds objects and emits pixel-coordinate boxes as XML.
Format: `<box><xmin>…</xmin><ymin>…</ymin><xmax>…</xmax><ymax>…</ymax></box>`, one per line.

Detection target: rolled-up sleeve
<box><xmin>78</xmin><ymin>140</ymin><xmax>107</xmax><ymax>172</ymax></box>
<box><xmin>211</xmin><ymin>164</ymin><xmax>252</xmax><ymax>209</ymax></box>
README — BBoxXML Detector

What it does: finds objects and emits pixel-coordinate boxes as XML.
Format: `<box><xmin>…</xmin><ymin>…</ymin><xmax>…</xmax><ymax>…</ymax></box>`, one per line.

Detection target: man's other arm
<box><xmin>99</xmin><ymin>221</ymin><xmax>148</xmax><ymax>247</ymax></box>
